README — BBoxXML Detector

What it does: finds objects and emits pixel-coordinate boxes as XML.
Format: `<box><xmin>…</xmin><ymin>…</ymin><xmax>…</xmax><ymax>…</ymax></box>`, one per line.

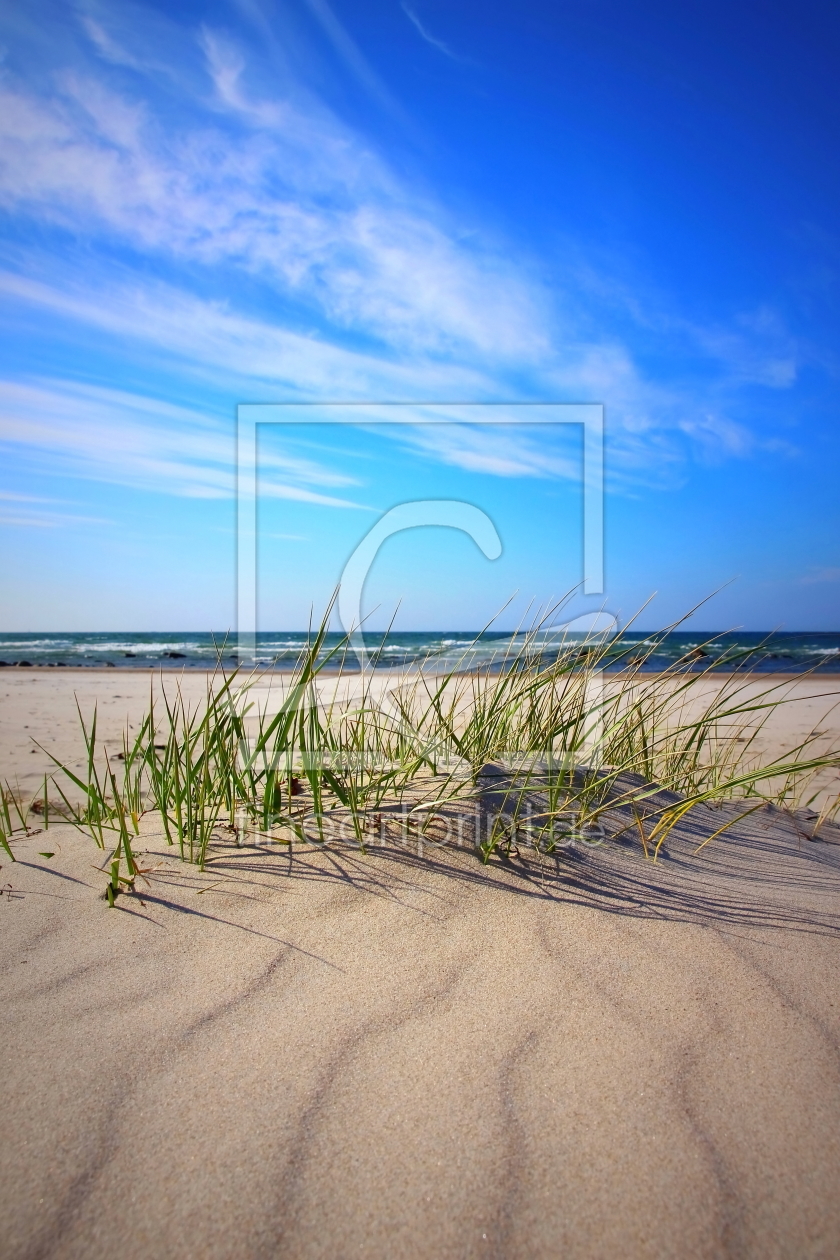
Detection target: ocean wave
<box><xmin>0</xmin><ymin>638</ymin><xmax>74</xmax><ymax>648</ymax></box>
<box><xmin>68</xmin><ymin>641</ymin><xmax>209</xmax><ymax>654</ymax></box>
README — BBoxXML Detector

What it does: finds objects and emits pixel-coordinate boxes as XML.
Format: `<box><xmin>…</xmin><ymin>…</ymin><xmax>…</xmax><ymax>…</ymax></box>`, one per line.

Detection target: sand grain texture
<box><xmin>2</xmin><ymin>799</ymin><xmax>840</xmax><ymax>1259</ymax></box>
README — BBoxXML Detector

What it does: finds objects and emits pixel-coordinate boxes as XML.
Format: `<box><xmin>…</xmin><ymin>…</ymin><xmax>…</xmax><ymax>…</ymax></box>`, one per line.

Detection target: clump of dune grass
<box><xmin>31</xmin><ymin>601</ymin><xmax>840</xmax><ymax>902</ymax></box>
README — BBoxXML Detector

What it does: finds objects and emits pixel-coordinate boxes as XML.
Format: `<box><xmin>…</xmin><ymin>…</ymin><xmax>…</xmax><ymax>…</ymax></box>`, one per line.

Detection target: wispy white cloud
<box><xmin>386</xmin><ymin>420</ymin><xmax>581</xmax><ymax>480</ymax></box>
<box><xmin>0</xmin><ymin>512</ymin><xmax>111</xmax><ymax>528</ymax></box>
<box><xmin>0</xmin><ymin>0</ymin><xmax>803</xmax><ymax>509</ymax></box>
<box><xmin>801</xmin><ymin>566</ymin><xmax>840</xmax><ymax>585</ymax></box>
<box><xmin>563</xmin><ymin>249</ymin><xmax>801</xmax><ymax>391</ymax></box>
<box><xmin>0</xmin><ymin>490</ymin><xmax>56</xmax><ymax>503</ymax></box>
<box><xmin>401</xmin><ymin>4</ymin><xmax>458</xmax><ymax>60</ymax></box>
<box><xmin>301</xmin><ymin>0</ymin><xmax>408</xmax><ymax>119</ymax></box>
<box><xmin>0</xmin><ymin>264</ymin><xmax>757</xmax><ymax>495</ymax></box>
<box><xmin>0</xmin><ymin>269</ymin><xmax>496</xmax><ymax>399</ymax></box>
<box><xmin>0</xmin><ymin>488</ymin><xmax>113</xmax><ymax>528</ymax></box>
<box><xmin>259</xmin><ymin>482</ymin><xmax>370</xmax><ymax>508</ymax></box>
<box><xmin>78</xmin><ymin>13</ymin><xmax>137</xmax><ymax>66</ymax></box>
<box><xmin>0</xmin><ymin>50</ymin><xmax>547</xmax><ymax>363</ymax></box>
<box><xmin>0</xmin><ymin>378</ymin><xmax>370</xmax><ymax>505</ymax></box>
<box><xmin>677</xmin><ymin>412</ymin><xmax>753</xmax><ymax>457</ymax></box>
<box><xmin>688</xmin><ymin>309</ymin><xmax>798</xmax><ymax>388</ymax></box>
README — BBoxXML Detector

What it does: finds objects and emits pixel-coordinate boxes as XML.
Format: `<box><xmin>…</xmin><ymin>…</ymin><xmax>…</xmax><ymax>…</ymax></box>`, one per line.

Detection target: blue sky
<box><xmin>1</xmin><ymin>0</ymin><xmax>839</xmax><ymax>631</ymax></box>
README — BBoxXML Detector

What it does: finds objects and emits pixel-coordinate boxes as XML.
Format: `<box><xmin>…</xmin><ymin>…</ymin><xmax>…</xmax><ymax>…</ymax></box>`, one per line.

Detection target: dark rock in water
<box><xmin>163</xmin><ymin>651</ymin><xmax>186</xmax><ymax>659</ymax></box>
<box><xmin>17</xmin><ymin>661</ymin><xmax>32</xmax><ymax>667</ymax></box>
<box><xmin>105</xmin><ymin>661</ymin><xmax>116</xmax><ymax>668</ymax></box>
<box><xmin>0</xmin><ymin>660</ymin><xmax>7</xmax><ymax>667</ymax></box>
<box><xmin>124</xmin><ymin>652</ymin><xmax>136</xmax><ymax>658</ymax></box>
<box><xmin>676</xmin><ymin>647</ymin><xmax>709</xmax><ymax>664</ymax></box>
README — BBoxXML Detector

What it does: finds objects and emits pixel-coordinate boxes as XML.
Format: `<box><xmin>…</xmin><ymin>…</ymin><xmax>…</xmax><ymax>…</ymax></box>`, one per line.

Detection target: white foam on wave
<box><xmin>0</xmin><ymin>638</ymin><xmax>73</xmax><ymax>648</ymax></box>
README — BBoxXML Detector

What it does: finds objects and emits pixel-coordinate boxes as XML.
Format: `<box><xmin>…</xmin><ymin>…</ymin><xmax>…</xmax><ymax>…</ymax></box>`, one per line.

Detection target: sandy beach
<box><xmin>5</xmin><ymin>0</ymin><xmax>839</xmax><ymax>1252</ymax></box>
<box><xmin>2</xmin><ymin>671</ymin><xmax>840</xmax><ymax>1258</ymax></box>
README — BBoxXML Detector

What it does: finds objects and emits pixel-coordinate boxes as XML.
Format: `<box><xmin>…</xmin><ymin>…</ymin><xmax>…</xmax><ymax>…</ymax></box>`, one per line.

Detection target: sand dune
<box><xmin>2</xmin><ymin>795</ymin><xmax>840</xmax><ymax>1258</ymax></box>
<box><xmin>2</xmin><ymin>668</ymin><xmax>840</xmax><ymax>806</ymax></box>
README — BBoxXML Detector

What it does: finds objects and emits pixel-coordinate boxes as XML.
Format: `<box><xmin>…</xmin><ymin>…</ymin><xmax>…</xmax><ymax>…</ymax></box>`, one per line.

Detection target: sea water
<box><xmin>0</xmin><ymin>631</ymin><xmax>838</xmax><ymax>672</ymax></box>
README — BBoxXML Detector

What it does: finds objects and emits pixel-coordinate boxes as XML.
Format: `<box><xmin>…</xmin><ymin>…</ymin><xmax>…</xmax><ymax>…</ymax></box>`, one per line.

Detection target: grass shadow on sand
<box><xmin>152</xmin><ymin>799</ymin><xmax>840</xmax><ymax>941</ymax></box>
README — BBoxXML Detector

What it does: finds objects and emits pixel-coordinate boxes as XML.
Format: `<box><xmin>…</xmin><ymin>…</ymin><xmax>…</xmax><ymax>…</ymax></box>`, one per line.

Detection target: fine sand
<box><xmin>2</xmin><ymin>671</ymin><xmax>840</xmax><ymax>1258</ymax></box>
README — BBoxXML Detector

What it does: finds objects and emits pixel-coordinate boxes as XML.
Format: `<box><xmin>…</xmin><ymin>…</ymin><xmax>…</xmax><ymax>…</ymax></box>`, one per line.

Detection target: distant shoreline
<box><xmin>2</xmin><ymin>665</ymin><xmax>839</xmax><ymax>680</ymax></box>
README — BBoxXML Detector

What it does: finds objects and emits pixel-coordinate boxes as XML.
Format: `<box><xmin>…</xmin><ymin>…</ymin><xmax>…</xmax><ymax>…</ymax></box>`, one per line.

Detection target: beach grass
<box><xmin>9</xmin><ymin>607</ymin><xmax>840</xmax><ymax>901</ymax></box>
